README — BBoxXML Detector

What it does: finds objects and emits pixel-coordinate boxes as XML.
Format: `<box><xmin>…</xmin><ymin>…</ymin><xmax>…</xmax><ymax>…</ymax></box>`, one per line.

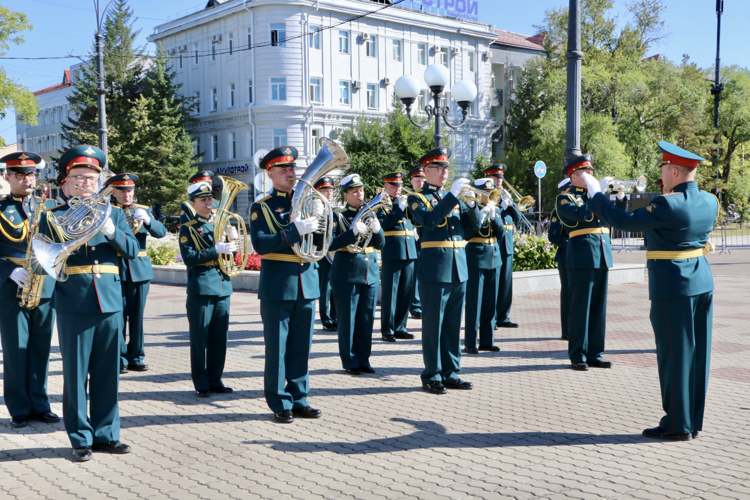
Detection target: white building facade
<box><xmin>149</xmin><ymin>0</ymin><xmax>497</xmax><ymax>216</ymax></box>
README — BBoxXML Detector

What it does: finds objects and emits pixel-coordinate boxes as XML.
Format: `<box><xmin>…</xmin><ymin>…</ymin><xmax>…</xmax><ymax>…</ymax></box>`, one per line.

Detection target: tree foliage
<box><xmin>0</xmin><ymin>6</ymin><xmax>37</xmax><ymax>140</ymax></box>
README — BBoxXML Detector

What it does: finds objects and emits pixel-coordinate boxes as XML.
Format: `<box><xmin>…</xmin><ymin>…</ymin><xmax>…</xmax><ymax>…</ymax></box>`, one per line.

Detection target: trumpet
<box><xmin>458</xmin><ymin>185</ymin><xmax>504</xmax><ymax>208</ymax></box>
<box><xmin>604</xmin><ymin>176</ymin><xmax>647</xmax><ymax>194</ymax></box>
<box><xmin>124</xmin><ymin>206</ymin><xmax>144</xmax><ymax>234</ymax></box>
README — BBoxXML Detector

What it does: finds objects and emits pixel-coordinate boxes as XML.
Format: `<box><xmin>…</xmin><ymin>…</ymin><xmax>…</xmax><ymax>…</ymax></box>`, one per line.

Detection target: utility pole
<box><xmin>563</xmin><ymin>0</ymin><xmax>582</xmax><ymax>161</ymax></box>
<box><xmin>711</xmin><ymin>0</ymin><xmax>724</xmax><ymax>205</ymax></box>
<box><xmin>94</xmin><ymin>0</ymin><xmax>116</xmax><ymax>158</ymax></box>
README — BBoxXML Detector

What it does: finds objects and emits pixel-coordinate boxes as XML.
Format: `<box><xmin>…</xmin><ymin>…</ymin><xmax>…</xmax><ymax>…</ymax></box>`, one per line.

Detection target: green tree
<box><xmin>0</xmin><ymin>6</ymin><xmax>38</xmax><ymax>141</ymax></box>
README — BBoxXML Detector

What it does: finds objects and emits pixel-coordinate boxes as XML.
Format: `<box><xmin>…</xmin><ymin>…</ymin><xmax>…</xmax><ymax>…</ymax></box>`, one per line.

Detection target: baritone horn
<box><xmin>347</xmin><ymin>190</ymin><xmax>392</xmax><ymax>254</ymax></box>
<box><xmin>604</xmin><ymin>175</ymin><xmax>647</xmax><ymax>194</ymax></box>
<box><xmin>214</xmin><ymin>175</ymin><xmax>250</xmax><ymax>277</ymax></box>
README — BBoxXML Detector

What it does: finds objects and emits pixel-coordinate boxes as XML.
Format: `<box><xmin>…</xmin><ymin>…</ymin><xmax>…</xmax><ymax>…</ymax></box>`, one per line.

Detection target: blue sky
<box><xmin>2</xmin><ymin>0</ymin><xmax>748</xmax><ymax>145</ymax></box>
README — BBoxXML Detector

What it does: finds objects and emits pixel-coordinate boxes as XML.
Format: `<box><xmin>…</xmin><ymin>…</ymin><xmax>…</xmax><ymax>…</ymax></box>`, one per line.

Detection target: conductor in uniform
<box><xmin>0</xmin><ymin>152</ymin><xmax>59</xmax><ymax>429</ymax></box>
<box><xmin>377</xmin><ymin>171</ymin><xmax>417</xmax><ymax>342</ymax></box>
<box><xmin>38</xmin><ymin>145</ymin><xmax>139</xmax><ymax>462</ymax></box>
<box><xmin>584</xmin><ymin>142</ymin><xmax>718</xmax><ymax>441</ymax></box>
<box><xmin>555</xmin><ymin>154</ymin><xmax>614</xmax><ymax>371</ymax></box>
<box><xmin>407</xmin><ymin>166</ymin><xmax>426</xmax><ymax>319</ymax></box>
<box><xmin>407</xmin><ymin>147</ymin><xmax>481</xmax><ymax>394</ymax></box>
<box><xmin>107</xmin><ymin>173</ymin><xmax>167</xmax><ymax>373</ymax></box>
<box><xmin>314</xmin><ymin>176</ymin><xmax>337</xmax><ymax>332</ymax></box>
<box><xmin>249</xmin><ymin>146</ymin><xmax>323</xmax><ymax>423</ymax></box>
<box><xmin>548</xmin><ymin>178</ymin><xmax>571</xmax><ymax>341</ymax></box>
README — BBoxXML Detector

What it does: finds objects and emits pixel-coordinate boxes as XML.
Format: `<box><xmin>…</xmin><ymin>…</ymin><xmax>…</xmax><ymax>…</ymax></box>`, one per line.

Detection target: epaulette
<box><xmin>334</xmin><ymin>207</ymin><xmax>346</xmax><ymax>214</ymax></box>
<box><xmin>183</xmin><ymin>220</ymin><xmax>198</xmax><ymax>226</ymax></box>
<box><xmin>255</xmin><ymin>195</ymin><xmax>272</xmax><ymax>204</ymax></box>
<box><xmin>45</xmin><ymin>203</ymin><xmax>68</xmax><ymax>212</ymax></box>
<box><xmin>0</xmin><ymin>195</ymin><xmax>7</xmax><ymax>202</ymax></box>
<box><xmin>134</xmin><ymin>203</ymin><xmax>149</xmax><ymax>209</ymax></box>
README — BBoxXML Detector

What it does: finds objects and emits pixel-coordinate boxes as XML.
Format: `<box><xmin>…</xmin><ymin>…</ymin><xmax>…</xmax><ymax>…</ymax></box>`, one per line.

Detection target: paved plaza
<box><xmin>1</xmin><ymin>251</ymin><xmax>749</xmax><ymax>499</ymax></box>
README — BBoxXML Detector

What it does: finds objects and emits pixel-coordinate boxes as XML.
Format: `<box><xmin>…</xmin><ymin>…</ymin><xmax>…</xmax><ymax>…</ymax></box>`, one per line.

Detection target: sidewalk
<box><xmin>1</xmin><ymin>256</ymin><xmax>749</xmax><ymax>499</ymax></box>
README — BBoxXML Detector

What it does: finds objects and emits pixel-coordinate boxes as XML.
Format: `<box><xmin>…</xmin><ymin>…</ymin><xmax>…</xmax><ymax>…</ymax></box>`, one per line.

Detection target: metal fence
<box><xmin>718</xmin><ymin>219</ymin><xmax>750</xmax><ymax>253</ymax></box>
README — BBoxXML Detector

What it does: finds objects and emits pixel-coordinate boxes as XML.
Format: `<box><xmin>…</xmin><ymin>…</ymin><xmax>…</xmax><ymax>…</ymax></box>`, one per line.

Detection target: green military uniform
<box><xmin>407</xmin><ymin>166</ymin><xmax>425</xmax><ymax>319</ymax></box>
<box><xmin>37</xmin><ymin>145</ymin><xmax>139</xmax><ymax>454</ymax></box>
<box><xmin>407</xmin><ymin>148</ymin><xmax>481</xmax><ymax>392</ymax></box>
<box><xmin>178</xmin><ymin>184</ymin><xmax>233</xmax><ymax>395</ymax></box>
<box><xmin>377</xmin><ymin>172</ymin><xmax>417</xmax><ymax>342</ymax></box>
<box><xmin>589</xmin><ymin>142</ymin><xmax>718</xmax><ymax>439</ymax></box>
<box><xmin>463</xmin><ymin>179</ymin><xmax>505</xmax><ymax>352</ymax></box>
<box><xmin>548</xmin><ymin>178</ymin><xmax>572</xmax><ymax>340</ymax></box>
<box><xmin>0</xmin><ymin>152</ymin><xmax>58</xmax><ymax>428</ymax></box>
<box><xmin>555</xmin><ymin>155</ymin><xmax>614</xmax><ymax>368</ymax></box>
<box><xmin>249</xmin><ymin>146</ymin><xmax>321</xmax><ymax>420</ymax></box>
<box><xmin>314</xmin><ymin>176</ymin><xmax>337</xmax><ymax>331</ymax></box>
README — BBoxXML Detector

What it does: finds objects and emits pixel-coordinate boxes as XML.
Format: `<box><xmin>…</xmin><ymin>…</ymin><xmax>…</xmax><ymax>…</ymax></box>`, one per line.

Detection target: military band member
<box><xmin>548</xmin><ymin>178</ymin><xmax>571</xmax><ymax>341</ymax></box>
<box><xmin>0</xmin><ymin>152</ymin><xmax>59</xmax><ymax>429</ymax></box>
<box><xmin>407</xmin><ymin>166</ymin><xmax>425</xmax><ymax>319</ymax></box>
<box><xmin>485</xmin><ymin>164</ymin><xmax>521</xmax><ymax>328</ymax></box>
<box><xmin>463</xmin><ymin>178</ymin><xmax>510</xmax><ymax>353</ymax></box>
<box><xmin>555</xmin><ymin>154</ymin><xmax>614</xmax><ymax>371</ymax></box>
<box><xmin>38</xmin><ymin>145</ymin><xmax>139</xmax><ymax>461</ymax></box>
<box><xmin>249</xmin><ymin>146</ymin><xmax>323</xmax><ymax>423</ymax></box>
<box><xmin>329</xmin><ymin>175</ymin><xmax>384</xmax><ymax>374</ymax></box>
<box><xmin>106</xmin><ymin>173</ymin><xmax>167</xmax><ymax>373</ymax></box>
<box><xmin>584</xmin><ymin>142</ymin><xmax>718</xmax><ymax>441</ymax></box>
<box><xmin>314</xmin><ymin>176</ymin><xmax>337</xmax><ymax>332</ymax></box>
<box><xmin>180</xmin><ymin>170</ymin><xmax>219</xmax><ymax>225</ymax></box>
<box><xmin>377</xmin><ymin>171</ymin><xmax>417</xmax><ymax>342</ymax></box>
<box><xmin>56</xmin><ymin>172</ymin><xmax>70</xmax><ymax>203</ymax></box>
<box><xmin>179</xmin><ymin>182</ymin><xmax>235</xmax><ymax>398</ymax></box>
<box><xmin>407</xmin><ymin>148</ymin><xmax>481</xmax><ymax>394</ymax></box>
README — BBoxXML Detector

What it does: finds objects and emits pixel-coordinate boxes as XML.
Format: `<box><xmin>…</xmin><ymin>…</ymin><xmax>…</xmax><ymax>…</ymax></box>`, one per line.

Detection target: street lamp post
<box><xmin>711</xmin><ymin>0</ymin><xmax>724</xmax><ymax>205</ymax></box>
<box><xmin>94</xmin><ymin>0</ymin><xmax>116</xmax><ymax>157</ymax></box>
<box><xmin>563</xmin><ymin>0</ymin><xmax>583</xmax><ymax>161</ymax></box>
<box><xmin>394</xmin><ymin>64</ymin><xmax>478</xmax><ymax>149</ymax></box>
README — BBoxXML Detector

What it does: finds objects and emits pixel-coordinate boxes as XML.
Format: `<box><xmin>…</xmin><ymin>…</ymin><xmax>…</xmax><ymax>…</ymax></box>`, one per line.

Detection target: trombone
<box><xmin>499</xmin><ymin>180</ymin><xmax>535</xmax><ymax>212</ymax></box>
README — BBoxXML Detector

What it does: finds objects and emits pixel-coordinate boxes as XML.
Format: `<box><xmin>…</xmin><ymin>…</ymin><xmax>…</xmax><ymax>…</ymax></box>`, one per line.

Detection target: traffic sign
<box><xmin>534</xmin><ymin>161</ymin><xmax>547</xmax><ymax>178</ymax></box>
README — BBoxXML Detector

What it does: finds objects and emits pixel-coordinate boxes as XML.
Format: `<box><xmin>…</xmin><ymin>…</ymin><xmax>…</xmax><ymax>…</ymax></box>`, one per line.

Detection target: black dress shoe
<box><xmin>209</xmin><ymin>386</ymin><xmax>233</xmax><ymax>393</ymax></box>
<box><xmin>92</xmin><ymin>441</ymin><xmax>132</xmax><ymax>454</ymax></box>
<box><xmin>497</xmin><ymin>321</ymin><xmax>519</xmax><ymax>328</ymax></box>
<box><xmin>571</xmin><ymin>362</ymin><xmax>589</xmax><ymax>371</ymax></box>
<box><xmin>120</xmin><ymin>366</ymin><xmax>129</xmax><ymax>374</ymax></box>
<box><xmin>381</xmin><ymin>335</ymin><xmax>396</xmax><ymax>342</ymax></box>
<box><xmin>478</xmin><ymin>345</ymin><xmax>500</xmax><ymax>352</ymax></box>
<box><xmin>292</xmin><ymin>406</ymin><xmax>322</xmax><ymax>419</ymax></box>
<box><xmin>323</xmin><ymin>324</ymin><xmax>337</xmax><ymax>332</ymax></box>
<box><xmin>127</xmin><ymin>364</ymin><xmax>149</xmax><ymax>372</ymax></box>
<box><xmin>359</xmin><ymin>366</ymin><xmax>376</xmax><ymax>374</ymax></box>
<box><xmin>642</xmin><ymin>426</ymin><xmax>691</xmax><ymax>441</ymax></box>
<box><xmin>443</xmin><ymin>378</ymin><xmax>473</xmax><ymax>390</ymax></box>
<box><xmin>10</xmin><ymin>416</ymin><xmax>29</xmax><ymax>428</ymax></box>
<box><xmin>72</xmin><ymin>447</ymin><xmax>93</xmax><ymax>462</ymax></box>
<box><xmin>462</xmin><ymin>347</ymin><xmax>479</xmax><ymax>354</ymax></box>
<box><xmin>422</xmin><ymin>381</ymin><xmax>447</xmax><ymax>394</ymax></box>
<box><xmin>588</xmin><ymin>360</ymin><xmax>613</xmax><ymax>368</ymax></box>
<box><xmin>394</xmin><ymin>332</ymin><xmax>415</xmax><ymax>339</ymax></box>
<box><xmin>561</xmin><ymin>334</ymin><xmax>570</xmax><ymax>341</ymax></box>
<box><xmin>274</xmin><ymin>410</ymin><xmax>294</xmax><ymax>423</ymax></box>
<box><xmin>196</xmin><ymin>390</ymin><xmax>211</xmax><ymax>397</ymax></box>
<box><xmin>36</xmin><ymin>411</ymin><xmax>60</xmax><ymax>423</ymax></box>
<box><xmin>692</xmin><ymin>431</ymin><xmax>700</xmax><ymax>439</ymax></box>
<box><xmin>410</xmin><ymin>311</ymin><xmax>422</xmax><ymax>319</ymax></box>
<box><xmin>345</xmin><ymin>368</ymin><xmax>362</xmax><ymax>375</ymax></box>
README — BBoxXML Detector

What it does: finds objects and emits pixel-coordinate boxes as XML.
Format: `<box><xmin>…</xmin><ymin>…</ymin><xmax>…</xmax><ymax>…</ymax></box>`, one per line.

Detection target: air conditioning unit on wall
<box><xmin>452</xmin><ymin>47</ymin><xmax>461</xmax><ymax>54</ymax></box>
<box><xmin>382</xmin><ymin>77</ymin><xmax>391</xmax><ymax>86</ymax></box>
<box><xmin>360</xmin><ymin>33</ymin><xmax>369</xmax><ymax>41</ymax></box>
<box><xmin>353</xmin><ymin>81</ymin><xmax>363</xmax><ymax>90</ymax></box>
<box><xmin>213</xmin><ymin>34</ymin><xmax>222</xmax><ymax>43</ymax></box>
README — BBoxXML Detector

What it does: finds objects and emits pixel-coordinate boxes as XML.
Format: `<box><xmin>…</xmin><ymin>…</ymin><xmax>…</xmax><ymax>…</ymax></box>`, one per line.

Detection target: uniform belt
<box><xmin>421</xmin><ymin>241</ymin><xmax>467</xmax><ymax>249</ymax></box>
<box><xmin>117</xmin><ymin>250</ymin><xmax>149</xmax><ymax>258</ymax></box>
<box><xmin>383</xmin><ymin>230</ymin><xmax>413</xmax><ymax>237</ymax></box>
<box><xmin>569</xmin><ymin>227</ymin><xmax>610</xmax><ymax>238</ymax></box>
<box><xmin>195</xmin><ymin>260</ymin><xmax>219</xmax><ymax>267</ymax></box>
<box><xmin>504</xmin><ymin>225</ymin><xmax>514</xmax><ymax>230</ymax></box>
<box><xmin>337</xmin><ymin>247</ymin><xmax>376</xmax><ymax>254</ymax></box>
<box><xmin>2</xmin><ymin>256</ymin><xmax>25</xmax><ymax>266</ymax></box>
<box><xmin>262</xmin><ymin>253</ymin><xmax>307</xmax><ymax>264</ymax></box>
<box><xmin>468</xmin><ymin>237</ymin><xmax>497</xmax><ymax>245</ymax></box>
<box><xmin>646</xmin><ymin>248</ymin><xmax>707</xmax><ymax>260</ymax></box>
<box><xmin>67</xmin><ymin>264</ymin><xmax>119</xmax><ymax>276</ymax></box>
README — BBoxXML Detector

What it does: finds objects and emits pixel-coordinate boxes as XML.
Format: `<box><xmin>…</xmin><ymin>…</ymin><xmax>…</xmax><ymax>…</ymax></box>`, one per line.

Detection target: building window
<box><xmin>273</xmin><ymin>128</ymin><xmax>287</xmax><ymax>148</ymax></box>
<box><xmin>508</xmin><ymin>68</ymin><xmax>515</xmax><ymax>92</ymax></box>
<box><xmin>417</xmin><ymin>43</ymin><xmax>427</xmax><ymax>65</ymax></box>
<box><xmin>366</xmin><ymin>83</ymin><xmax>377</xmax><ymax>109</ymax></box>
<box><xmin>470</xmin><ymin>138</ymin><xmax>477</xmax><ymax>161</ymax></box>
<box><xmin>194</xmin><ymin>43</ymin><xmax>199</xmax><ymax>64</ymax></box>
<box><xmin>271</xmin><ymin>77</ymin><xmax>286</xmax><ymax>101</ymax></box>
<box><xmin>247</xmin><ymin>79</ymin><xmax>253</xmax><ymax>103</ymax></box>
<box><xmin>211</xmin><ymin>88</ymin><xmax>218</xmax><ymax>111</ymax></box>
<box><xmin>310</xmin><ymin>77</ymin><xmax>321</xmax><ymax>103</ymax></box>
<box><xmin>211</xmin><ymin>41</ymin><xmax>217</xmax><ymax>61</ymax></box>
<box><xmin>491</xmin><ymin>64</ymin><xmax>502</xmax><ymax>89</ymax></box>
<box><xmin>470</xmin><ymin>98</ymin><xmax>477</xmax><ymax>115</ymax></box>
<box><xmin>491</xmin><ymin>106</ymin><xmax>502</xmax><ymax>126</ymax></box>
<box><xmin>418</xmin><ymin>89</ymin><xmax>430</xmax><ymax>111</ymax></box>
<box><xmin>365</xmin><ymin>36</ymin><xmax>376</xmax><ymax>57</ymax></box>
<box><xmin>211</xmin><ymin>135</ymin><xmax>219</xmax><ymax>160</ymax></box>
<box><xmin>438</xmin><ymin>47</ymin><xmax>449</xmax><ymax>67</ymax></box>
<box><xmin>229</xmin><ymin>83</ymin><xmax>235</xmax><ymax>107</ymax></box>
<box><xmin>271</xmin><ymin>23</ymin><xmax>286</xmax><ymax>47</ymax></box>
<box><xmin>310</xmin><ymin>26</ymin><xmax>320</xmax><ymax>49</ymax></box>
<box><xmin>194</xmin><ymin>91</ymin><xmax>200</xmax><ymax>114</ymax></box>
<box><xmin>228</xmin><ymin>32</ymin><xmax>234</xmax><ymax>55</ymax></box>
<box><xmin>193</xmin><ymin>137</ymin><xmax>200</xmax><ymax>156</ymax></box>
<box><xmin>51</xmin><ymin>108</ymin><xmax>56</xmax><ymax>123</ymax></box>
<box><xmin>311</xmin><ymin>128</ymin><xmax>322</xmax><ymax>155</ymax></box>
<box><xmin>43</xmin><ymin>137</ymin><xmax>48</xmax><ymax>152</ymax></box>
<box><xmin>338</xmin><ymin>31</ymin><xmax>349</xmax><ymax>54</ymax></box>
<box><xmin>247</xmin><ymin>27</ymin><xmax>252</xmax><ymax>48</ymax></box>
<box><xmin>247</xmin><ymin>130</ymin><xmax>254</xmax><ymax>157</ymax></box>
<box><xmin>338</xmin><ymin>81</ymin><xmax>350</xmax><ymax>105</ymax></box>
<box><xmin>178</xmin><ymin>53</ymin><xmax>183</xmax><ymax>69</ymax></box>
<box><xmin>393</xmin><ymin>40</ymin><xmax>402</xmax><ymax>61</ymax></box>
<box><xmin>468</xmin><ymin>51</ymin><xmax>475</xmax><ymax>72</ymax></box>
<box><xmin>229</xmin><ymin>132</ymin><xmax>236</xmax><ymax>159</ymax></box>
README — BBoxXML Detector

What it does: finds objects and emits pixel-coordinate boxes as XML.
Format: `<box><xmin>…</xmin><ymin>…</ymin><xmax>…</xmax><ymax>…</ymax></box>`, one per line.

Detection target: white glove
<box><xmin>398</xmin><ymin>196</ymin><xmax>407</xmax><ymax>211</ymax></box>
<box><xmin>616</xmin><ymin>190</ymin><xmax>626</xmax><ymax>201</ymax></box>
<box><xmin>413</xmin><ymin>230</ymin><xmax>419</xmax><ymax>242</ymax></box>
<box><xmin>600</xmin><ymin>176</ymin><xmax>614</xmax><ymax>193</ymax></box>
<box><xmin>101</xmin><ymin>218</ymin><xmax>116</xmax><ymax>239</ymax></box>
<box><xmin>466</xmin><ymin>199</ymin><xmax>476</xmax><ymax>208</ymax></box>
<box><xmin>480</xmin><ymin>205</ymin><xmax>493</xmax><ymax>223</ymax></box>
<box><xmin>501</xmin><ymin>198</ymin><xmax>510</xmax><ymax>210</ymax></box>
<box><xmin>449</xmin><ymin>178</ymin><xmax>470</xmax><ymax>197</ymax></box>
<box><xmin>134</xmin><ymin>208</ymin><xmax>150</xmax><ymax>225</ymax></box>
<box><xmin>294</xmin><ymin>217</ymin><xmax>320</xmax><ymax>236</ymax></box>
<box><xmin>369</xmin><ymin>218</ymin><xmax>381</xmax><ymax>233</ymax></box>
<box><xmin>352</xmin><ymin>221</ymin><xmax>367</xmax><ymax>236</ymax></box>
<box><xmin>215</xmin><ymin>242</ymin><xmax>238</xmax><ymax>255</ymax></box>
<box><xmin>10</xmin><ymin>267</ymin><xmax>31</xmax><ymax>287</ymax></box>
<box><xmin>582</xmin><ymin>172</ymin><xmax>601</xmax><ymax>196</ymax></box>
<box><xmin>311</xmin><ymin>199</ymin><xmax>325</xmax><ymax>217</ymax></box>
<box><xmin>228</xmin><ymin>226</ymin><xmax>239</xmax><ymax>240</ymax></box>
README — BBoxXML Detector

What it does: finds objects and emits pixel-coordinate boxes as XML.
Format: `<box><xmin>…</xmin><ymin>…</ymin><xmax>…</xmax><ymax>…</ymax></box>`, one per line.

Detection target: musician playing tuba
<box><xmin>0</xmin><ymin>151</ymin><xmax>60</xmax><ymax>430</ymax></box>
<box><xmin>35</xmin><ymin>145</ymin><xmax>140</xmax><ymax>462</ymax></box>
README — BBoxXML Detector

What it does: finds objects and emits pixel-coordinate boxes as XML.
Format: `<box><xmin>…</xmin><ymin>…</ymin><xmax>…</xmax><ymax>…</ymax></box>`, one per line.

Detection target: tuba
<box><xmin>347</xmin><ymin>190</ymin><xmax>392</xmax><ymax>254</ymax></box>
<box><xmin>214</xmin><ymin>175</ymin><xmax>250</xmax><ymax>277</ymax></box>
<box><xmin>17</xmin><ymin>188</ymin><xmax>49</xmax><ymax>308</ymax></box>
<box><xmin>32</xmin><ymin>169</ymin><xmax>115</xmax><ymax>281</ymax></box>
<box><xmin>289</xmin><ymin>138</ymin><xmax>349</xmax><ymax>263</ymax></box>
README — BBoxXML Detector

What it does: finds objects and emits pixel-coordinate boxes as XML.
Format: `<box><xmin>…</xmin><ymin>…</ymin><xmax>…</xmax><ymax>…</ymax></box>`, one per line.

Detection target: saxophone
<box><xmin>17</xmin><ymin>188</ymin><xmax>49</xmax><ymax>309</ymax></box>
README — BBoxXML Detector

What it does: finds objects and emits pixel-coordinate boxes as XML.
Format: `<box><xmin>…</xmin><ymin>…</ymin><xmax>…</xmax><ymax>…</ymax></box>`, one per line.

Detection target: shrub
<box><xmin>147</xmin><ymin>234</ymin><xmax>181</xmax><ymax>266</ymax></box>
<box><xmin>513</xmin><ymin>232</ymin><xmax>557</xmax><ymax>271</ymax></box>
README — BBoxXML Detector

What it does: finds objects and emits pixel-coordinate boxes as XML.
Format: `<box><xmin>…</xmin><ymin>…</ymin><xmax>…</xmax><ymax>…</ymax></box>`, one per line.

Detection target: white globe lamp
<box><xmin>394</xmin><ymin>75</ymin><xmax>422</xmax><ymax>106</ymax></box>
<box><xmin>423</xmin><ymin>63</ymin><xmax>450</xmax><ymax>92</ymax></box>
<box><xmin>452</xmin><ymin>80</ymin><xmax>478</xmax><ymax>109</ymax></box>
